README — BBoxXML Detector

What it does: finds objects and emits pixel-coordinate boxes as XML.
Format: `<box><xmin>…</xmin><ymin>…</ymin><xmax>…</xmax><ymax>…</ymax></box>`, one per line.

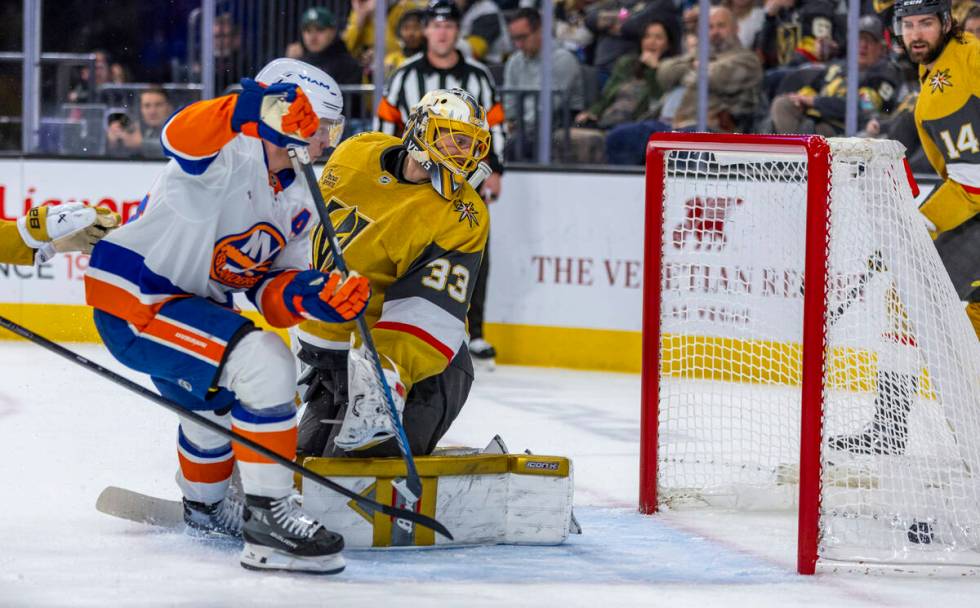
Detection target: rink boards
<box><xmin>0</xmin><ymin>157</ymin><xmax>941</xmax><ymax>373</ymax></box>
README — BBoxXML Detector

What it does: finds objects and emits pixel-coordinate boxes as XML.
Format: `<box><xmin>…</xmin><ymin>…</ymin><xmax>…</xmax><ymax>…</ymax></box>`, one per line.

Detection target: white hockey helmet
<box><xmin>256</xmin><ymin>58</ymin><xmax>345</xmax><ymax>147</ymax></box>
<box><xmin>403</xmin><ymin>88</ymin><xmax>491</xmax><ymax>199</ymax></box>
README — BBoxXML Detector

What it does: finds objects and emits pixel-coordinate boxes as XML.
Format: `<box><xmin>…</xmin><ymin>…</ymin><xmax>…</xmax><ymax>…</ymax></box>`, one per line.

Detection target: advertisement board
<box><xmin>0</xmin><ymin>158</ymin><xmax>941</xmax><ymax>371</ymax></box>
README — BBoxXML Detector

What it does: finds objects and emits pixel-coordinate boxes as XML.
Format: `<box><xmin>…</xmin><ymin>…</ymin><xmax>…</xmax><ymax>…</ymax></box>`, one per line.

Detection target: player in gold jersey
<box><xmin>895</xmin><ymin>0</ymin><xmax>980</xmax><ymax>339</ymax></box>
<box><xmin>831</xmin><ymin>0</ymin><xmax>980</xmax><ymax>457</ymax></box>
<box><xmin>294</xmin><ymin>88</ymin><xmax>491</xmax><ymax>457</ymax></box>
<box><xmin>0</xmin><ymin>205</ymin><xmax>118</xmax><ymax>265</ymax></box>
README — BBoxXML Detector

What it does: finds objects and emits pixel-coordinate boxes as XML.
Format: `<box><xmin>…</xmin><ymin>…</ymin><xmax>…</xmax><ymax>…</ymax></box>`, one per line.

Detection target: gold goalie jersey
<box><xmin>295</xmin><ymin>132</ymin><xmax>488</xmax><ymax>390</ymax></box>
<box><xmin>915</xmin><ymin>33</ymin><xmax>980</xmax><ymax>233</ymax></box>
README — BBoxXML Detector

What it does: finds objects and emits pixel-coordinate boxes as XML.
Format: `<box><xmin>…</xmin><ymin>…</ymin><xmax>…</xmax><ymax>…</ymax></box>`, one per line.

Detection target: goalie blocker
<box><xmin>298</xmin><ymin>452</ymin><xmax>575</xmax><ymax>547</ymax></box>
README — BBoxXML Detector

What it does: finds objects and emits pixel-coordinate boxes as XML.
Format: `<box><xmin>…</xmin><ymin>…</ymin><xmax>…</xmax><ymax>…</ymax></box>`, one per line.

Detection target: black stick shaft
<box><xmin>290</xmin><ymin>149</ymin><xmax>423</xmax><ymax>502</ymax></box>
<box><xmin>0</xmin><ymin>315</ymin><xmax>451</xmax><ymax>540</ymax></box>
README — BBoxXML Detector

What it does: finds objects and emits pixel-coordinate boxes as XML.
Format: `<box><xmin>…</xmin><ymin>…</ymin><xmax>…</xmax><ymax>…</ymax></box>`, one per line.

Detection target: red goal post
<box><xmin>641</xmin><ymin>133</ymin><xmax>831</xmax><ymax>574</ymax></box>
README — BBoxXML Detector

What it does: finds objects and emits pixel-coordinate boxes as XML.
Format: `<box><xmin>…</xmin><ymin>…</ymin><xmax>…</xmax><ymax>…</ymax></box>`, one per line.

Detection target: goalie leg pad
<box><xmin>300</xmin><ymin>453</ymin><xmax>575</xmax><ymax>548</ymax></box>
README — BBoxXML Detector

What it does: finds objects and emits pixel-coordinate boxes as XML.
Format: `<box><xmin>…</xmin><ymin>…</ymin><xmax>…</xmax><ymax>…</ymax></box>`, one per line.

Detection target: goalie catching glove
<box><xmin>17</xmin><ymin>203</ymin><xmax>120</xmax><ymax>263</ymax></box>
<box><xmin>334</xmin><ymin>347</ymin><xmax>406</xmax><ymax>451</ymax></box>
<box><xmin>231</xmin><ymin>78</ymin><xmax>319</xmax><ymax>148</ymax></box>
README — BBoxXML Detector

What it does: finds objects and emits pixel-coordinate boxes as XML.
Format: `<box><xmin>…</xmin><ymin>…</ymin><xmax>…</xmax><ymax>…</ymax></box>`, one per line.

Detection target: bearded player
<box><xmin>830</xmin><ymin>0</ymin><xmax>979</xmax><ymax>457</ymax></box>
<box><xmin>294</xmin><ymin>88</ymin><xmax>489</xmax><ymax>460</ymax></box>
<box><xmin>896</xmin><ymin>0</ymin><xmax>980</xmax><ymax>337</ymax></box>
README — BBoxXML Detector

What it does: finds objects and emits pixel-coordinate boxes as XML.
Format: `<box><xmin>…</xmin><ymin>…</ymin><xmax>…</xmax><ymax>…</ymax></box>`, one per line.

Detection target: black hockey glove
<box><xmin>296</xmin><ymin>341</ymin><xmax>349</xmax><ymax>457</ymax></box>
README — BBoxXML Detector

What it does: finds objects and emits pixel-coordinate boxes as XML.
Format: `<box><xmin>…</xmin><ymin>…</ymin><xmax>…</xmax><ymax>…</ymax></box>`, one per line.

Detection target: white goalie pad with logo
<box><xmin>299</xmin><ymin>454</ymin><xmax>574</xmax><ymax>548</ymax></box>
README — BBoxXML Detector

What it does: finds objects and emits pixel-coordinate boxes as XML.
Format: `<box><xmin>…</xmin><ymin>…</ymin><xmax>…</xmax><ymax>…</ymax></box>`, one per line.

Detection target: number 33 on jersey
<box><xmin>296</xmin><ymin>132</ymin><xmax>488</xmax><ymax>389</ymax></box>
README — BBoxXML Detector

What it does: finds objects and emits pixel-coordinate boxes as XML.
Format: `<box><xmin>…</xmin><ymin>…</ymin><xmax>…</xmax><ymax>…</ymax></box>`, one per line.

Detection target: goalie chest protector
<box><xmin>298</xmin><ymin>454</ymin><xmax>574</xmax><ymax>548</ymax></box>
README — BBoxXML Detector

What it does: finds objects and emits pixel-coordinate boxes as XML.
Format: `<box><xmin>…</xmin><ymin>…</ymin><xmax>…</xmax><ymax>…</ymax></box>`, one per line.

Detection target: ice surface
<box><xmin>1</xmin><ymin>342</ymin><xmax>979</xmax><ymax>606</ymax></box>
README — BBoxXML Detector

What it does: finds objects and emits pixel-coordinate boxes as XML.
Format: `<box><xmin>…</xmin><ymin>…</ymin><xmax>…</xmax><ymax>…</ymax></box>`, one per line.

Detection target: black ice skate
<box><xmin>240</xmin><ymin>493</ymin><xmax>345</xmax><ymax>575</ymax></box>
<box><xmin>827</xmin><ymin>370</ymin><xmax>915</xmax><ymax>456</ymax></box>
<box><xmin>469</xmin><ymin>338</ymin><xmax>497</xmax><ymax>371</ymax></box>
<box><xmin>182</xmin><ymin>486</ymin><xmax>244</xmax><ymax>539</ymax></box>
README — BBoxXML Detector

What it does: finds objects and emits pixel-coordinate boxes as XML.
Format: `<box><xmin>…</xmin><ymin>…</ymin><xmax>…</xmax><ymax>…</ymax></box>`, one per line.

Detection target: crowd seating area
<box><xmin>3</xmin><ymin>0</ymin><xmax>980</xmax><ymax>169</ymax></box>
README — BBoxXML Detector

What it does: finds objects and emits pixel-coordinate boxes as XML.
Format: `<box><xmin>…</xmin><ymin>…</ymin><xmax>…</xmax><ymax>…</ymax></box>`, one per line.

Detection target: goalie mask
<box><xmin>403</xmin><ymin>88</ymin><xmax>491</xmax><ymax>199</ymax></box>
<box><xmin>255</xmin><ymin>58</ymin><xmax>346</xmax><ymax>148</ymax></box>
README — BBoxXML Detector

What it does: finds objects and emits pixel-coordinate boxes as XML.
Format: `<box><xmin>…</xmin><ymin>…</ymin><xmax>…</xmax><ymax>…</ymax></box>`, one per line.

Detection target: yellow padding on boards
<box><xmin>296</xmin><ymin>454</ymin><xmax>570</xmax><ymax>491</ymax></box>
<box><xmin>483</xmin><ymin>322</ymin><xmax>642</xmax><ymax>372</ymax></box>
<box><xmin>0</xmin><ymin>304</ymin><xmax>937</xmax><ymax>393</ymax></box>
<box><xmin>661</xmin><ymin>333</ymin><xmax>934</xmax><ymax>397</ymax></box>
<box><xmin>0</xmin><ymin>303</ymin><xmax>101</xmax><ymax>342</ymax></box>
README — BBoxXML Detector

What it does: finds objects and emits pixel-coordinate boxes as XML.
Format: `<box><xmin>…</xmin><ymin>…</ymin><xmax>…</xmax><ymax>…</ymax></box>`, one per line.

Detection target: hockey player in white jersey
<box><xmin>84</xmin><ymin>58</ymin><xmax>368</xmax><ymax>575</ymax></box>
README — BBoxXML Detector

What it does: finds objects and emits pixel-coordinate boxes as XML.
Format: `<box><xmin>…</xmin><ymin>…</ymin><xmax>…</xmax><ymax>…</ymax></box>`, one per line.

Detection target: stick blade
<box><xmin>96</xmin><ymin>486</ymin><xmax>185</xmax><ymax>529</ymax></box>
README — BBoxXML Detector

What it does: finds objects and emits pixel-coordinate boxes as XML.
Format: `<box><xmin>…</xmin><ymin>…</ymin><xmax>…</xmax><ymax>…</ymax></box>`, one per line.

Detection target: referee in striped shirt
<box><xmin>377</xmin><ymin>0</ymin><xmax>505</xmax><ymax>365</ymax></box>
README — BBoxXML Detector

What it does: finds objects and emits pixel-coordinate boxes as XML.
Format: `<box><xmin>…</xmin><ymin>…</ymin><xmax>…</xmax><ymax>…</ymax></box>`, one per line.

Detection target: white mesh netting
<box><xmin>653</xmin><ymin>137</ymin><xmax>980</xmax><ymax>569</ymax></box>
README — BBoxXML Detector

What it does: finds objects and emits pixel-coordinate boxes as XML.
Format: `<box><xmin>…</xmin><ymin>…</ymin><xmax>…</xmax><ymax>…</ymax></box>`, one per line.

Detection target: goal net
<box><xmin>640</xmin><ymin>133</ymin><xmax>980</xmax><ymax>574</ymax></box>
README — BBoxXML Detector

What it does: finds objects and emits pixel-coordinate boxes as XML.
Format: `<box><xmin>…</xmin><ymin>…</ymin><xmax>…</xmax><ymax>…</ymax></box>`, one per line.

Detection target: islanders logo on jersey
<box><xmin>929</xmin><ymin>69</ymin><xmax>952</xmax><ymax>94</ymax></box>
<box><xmin>211</xmin><ymin>222</ymin><xmax>286</xmax><ymax>289</ymax></box>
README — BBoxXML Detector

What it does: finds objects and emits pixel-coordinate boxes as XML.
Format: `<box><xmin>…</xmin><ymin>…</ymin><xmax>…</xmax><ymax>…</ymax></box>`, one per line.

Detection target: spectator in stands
<box><xmin>586</xmin><ymin>0</ymin><xmax>675</xmax><ymax>86</ymax></box>
<box><xmin>385</xmin><ymin>8</ymin><xmax>427</xmax><ymax>75</ymax></box>
<box><xmin>953</xmin><ymin>0</ymin><xmax>979</xmax><ymax>23</ymax></box>
<box><xmin>555</xmin><ymin>0</ymin><xmax>596</xmax><ymax>62</ymax></box>
<box><xmin>456</xmin><ymin>0</ymin><xmax>512</xmax><ymax>64</ymax></box>
<box><xmin>604</xmin><ymin>6</ymin><xmax>762</xmax><ymax>165</ymax></box>
<box><xmin>965</xmin><ymin>5</ymin><xmax>980</xmax><ymax>40</ymax></box>
<box><xmin>136</xmin><ymin>86</ymin><xmax>173</xmax><ymax>158</ymax></box>
<box><xmin>68</xmin><ymin>50</ymin><xmax>111</xmax><ymax>104</ymax></box>
<box><xmin>757</xmin><ymin>0</ymin><xmax>844</xmax><ymax>67</ymax></box>
<box><xmin>564</xmin><ymin>18</ymin><xmax>676</xmax><ymax>163</ymax></box>
<box><xmin>769</xmin><ymin>14</ymin><xmax>900</xmax><ymax>137</ymax></box>
<box><xmin>724</xmin><ymin>0</ymin><xmax>766</xmax><ymax>49</ymax></box>
<box><xmin>213</xmin><ymin>13</ymin><xmax>243</xmax><ymax>89</ymax></box>
<box><xmin>504</xmin><ymin>7</ymin><xmax>586</xmax><ymax>160</ymax></box>
<box><xmin>105</xmin><ymin>86</ymin><xmax>173</xmax><ymax>158</ymax></box>
<box><xmin>343</xmin><ymin>0</ymin><xmax>427</xmax><ymax>66</ymax></box>
<box><xmin>109</xmin><ymin>62</ymin><xmax>131</xmax><ymax>85</ymax></box>
<box><xmin>757</xmin><ymin>0</ymin><xmax>845</xmax><ymax>100</ymax></box>
<box><xmin>286</xmin><ymin>7</ymin><xmax>362</xmax><ymax>85</ymax></box>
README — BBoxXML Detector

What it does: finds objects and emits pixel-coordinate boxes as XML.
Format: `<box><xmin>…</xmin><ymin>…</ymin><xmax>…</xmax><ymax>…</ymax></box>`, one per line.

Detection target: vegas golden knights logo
<box><xmin>312</xmin><ymin>197</ymin><xmax>373</xmax><ymax>271</ymax></box>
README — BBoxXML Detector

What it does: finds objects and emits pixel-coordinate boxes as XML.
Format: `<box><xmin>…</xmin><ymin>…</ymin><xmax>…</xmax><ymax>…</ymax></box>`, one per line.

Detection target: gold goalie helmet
<box><xmin>403</xmin><ymin>88</ymin><xmax>491</xmax><ymax>199</ymax></box>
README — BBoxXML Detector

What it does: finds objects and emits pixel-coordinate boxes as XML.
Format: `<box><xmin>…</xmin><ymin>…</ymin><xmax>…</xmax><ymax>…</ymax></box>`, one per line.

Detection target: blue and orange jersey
<box><xmin>85</xmin><ymin>95</ymin><xmax>317</xmax><ymax>330</ymax></box>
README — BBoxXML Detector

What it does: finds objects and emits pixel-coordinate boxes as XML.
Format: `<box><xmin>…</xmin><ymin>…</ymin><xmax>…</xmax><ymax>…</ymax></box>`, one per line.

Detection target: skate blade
<box><xmin>240</xmin><ymin>543</ymin><xmax>346</xmax><ymax>575</ymax></box>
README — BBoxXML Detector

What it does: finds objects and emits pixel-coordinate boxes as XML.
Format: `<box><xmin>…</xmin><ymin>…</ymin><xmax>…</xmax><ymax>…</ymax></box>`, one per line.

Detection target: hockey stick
<box><xmin>0</xmin><ymin>315</ymin><xmax>451</xmax><ymax>540</ymax></box>
<box><xmin>826</xmin><ymin>249</ymin><xmax>885</xmax><ymax>326</ymax></box>
<box><xmin>288</xmin><ymin>146</ymin><xmax>424</xmax><ymax>507</ymax></box>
